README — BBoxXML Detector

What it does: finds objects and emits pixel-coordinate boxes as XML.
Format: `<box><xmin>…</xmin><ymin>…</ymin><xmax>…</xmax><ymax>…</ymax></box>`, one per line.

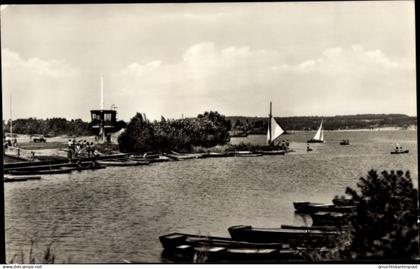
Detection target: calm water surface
<box><xmin>4</xmin><ymin>131</ymin><xmax>417</xmax><ymax>263</ymax></box>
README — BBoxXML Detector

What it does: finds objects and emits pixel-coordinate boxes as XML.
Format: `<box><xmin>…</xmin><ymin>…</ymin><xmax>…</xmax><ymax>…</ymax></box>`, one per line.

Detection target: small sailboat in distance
<box><xmin>307</xmin><ymin>120</ymin><xmax>325</xmax><ymax>143</ymax></box>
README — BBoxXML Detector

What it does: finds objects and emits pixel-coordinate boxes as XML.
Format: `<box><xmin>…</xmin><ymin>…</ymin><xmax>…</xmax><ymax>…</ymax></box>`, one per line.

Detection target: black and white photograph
<box><xmin>1</xmin><ymin>1</ymin><xmax>418</xmax><ymax>264</ymax></box>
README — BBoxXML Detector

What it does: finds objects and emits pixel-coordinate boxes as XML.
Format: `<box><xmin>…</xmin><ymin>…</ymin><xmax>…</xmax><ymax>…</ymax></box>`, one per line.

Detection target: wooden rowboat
<box><xmin>8</xmin><ymin>167</ymin><xmax>75</xmax><ymax>175</ymax></box>
<box><xmin>293</xmin><ymin>201</ymin><xmax>355</xmax><ymax>214</ymax></box>
<box><xmin>159</xmin><ymin>232</ymin><xmax>308</xmax><ymax>262</ymax></box>
<box><xmin>310</xmin><ymin>212</ymin><xmax>348</xmax><ymax>226</ymax></box>
<box><xmin>163</xmin><ymin>153</ymin><xmax>205</xmax><ymax>161</ymax></box>
<box><xmin>228</xmin><ymin>225</ymin><xmax>339</xmax><ymax>247</ymax></box>
<box><xmin>255</xmin><ymin>150</ymin><xmax>286</xmax><ymax>155</ymax></box>
<box><xmin>234</xmin><ymin>151</ymin><xmax>263</xmax><ymax>157</ymax></box>
<box><xmin>280</xmin><ymin>224</ymin><xmax>348</xmax><ymax>232</ymax></box>
<box><xmin>97</xmin><ymin>160</ymin><xmax>150</xmax><ymax>166</ymax></box>
<box><xmin>159</xmin><ymin>233</ymin><xmax>290</xmax><ymax>250</ymax></box>
<box><xmin>4</xmin><ymin>175</ymin><xmax>41</xmax><ymax>182</ymax></box>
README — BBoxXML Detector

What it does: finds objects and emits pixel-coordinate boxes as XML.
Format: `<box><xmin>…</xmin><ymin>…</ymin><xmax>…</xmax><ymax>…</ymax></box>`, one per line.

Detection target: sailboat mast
<box><xmin>10</xmin><ymin>94</ymin><xmax>13</xmax><ymax>138</ymax></box>
<box><xmin>268</xmin><ymin>101</ymin><xmax>272</xmax><ymax>144</ymax></box>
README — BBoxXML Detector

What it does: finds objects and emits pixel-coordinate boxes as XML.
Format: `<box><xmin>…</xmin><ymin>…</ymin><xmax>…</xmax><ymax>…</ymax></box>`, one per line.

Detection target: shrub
<box><xmin>320</xmin><ymin>170</ymin><xmax>419</xmax><ymax>261</ymax></box>
<box><xmin>117</xmin><ymin>111</ymin><xmax>231</xmax><ymax>153</ymax></box>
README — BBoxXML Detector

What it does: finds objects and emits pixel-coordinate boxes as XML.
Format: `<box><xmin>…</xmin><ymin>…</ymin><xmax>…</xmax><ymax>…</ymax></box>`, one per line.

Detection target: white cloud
<box><xmin>2</xmin><ymin>43</ymin><xmax>415</xmax><ymax>121</ymax></box>
<box><xmin>113</xmin><ymin>43</ymin><xmax>415</xmax><ymax>120</ymax></box>
<box><xmin>3</xmin><ymin>48</ymin><xmax>77</xmax><ymax>78</ymax></box>
<box><xmin>1</xmin><ymin>49</ymin><xmax>93</xmax><ymax>120</ymax></box>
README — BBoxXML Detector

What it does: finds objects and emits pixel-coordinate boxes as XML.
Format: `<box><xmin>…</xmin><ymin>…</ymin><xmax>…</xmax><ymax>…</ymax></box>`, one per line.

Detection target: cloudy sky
<box><xmin>1</xmin><ymin>2</ymin><xmax>416</xmax><ymax>121</ymax></box>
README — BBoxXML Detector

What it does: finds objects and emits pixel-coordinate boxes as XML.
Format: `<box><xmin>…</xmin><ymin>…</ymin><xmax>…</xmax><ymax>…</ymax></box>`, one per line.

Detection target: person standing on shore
<box><xmin>75</xmin><ymin>141</ymin><xmax>81</xmax><ymax>158</ymax></box>
<box><xmin>68</xmin><ymin>139</ymin><xmax>73</xmax><ymax>161</ymax></box>
<box><xmin>90</xmin><ymin>142</ymin><xmax>96</xmax><ymax>159</ymax></box>
<box><xmin>86</xmin><ymin>142</ymin><xmax>92</xmax><ymax>158</ymax></box>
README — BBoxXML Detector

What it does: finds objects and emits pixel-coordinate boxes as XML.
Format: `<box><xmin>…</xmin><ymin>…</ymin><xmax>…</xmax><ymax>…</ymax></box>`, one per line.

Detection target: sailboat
<box><xmin>307</xmin><ymin>120</ymin><xmax>325</xmax><ymax>143</ymax></box>
<box><xmin>254</xmin><ymin>102</ymin><xmax>287</xmax><ymax>155</ymax></box>
<box><xmin>267</xmin><ymin>102</ymin><xmax>285</xmax><ymax>145</ymax></box>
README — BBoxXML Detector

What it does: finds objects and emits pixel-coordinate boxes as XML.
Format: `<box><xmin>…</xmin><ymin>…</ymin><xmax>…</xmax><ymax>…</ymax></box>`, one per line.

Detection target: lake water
<box><xmin>4</xmin><ymin>130</ymin><xmax>418</xmax><ymax>263</ymax></box>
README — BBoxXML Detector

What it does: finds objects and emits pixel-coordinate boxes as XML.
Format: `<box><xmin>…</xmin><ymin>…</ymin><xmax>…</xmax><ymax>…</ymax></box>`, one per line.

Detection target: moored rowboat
<box><xmin>4</xmin><ymin>175</ymin><xmax>42</xmax><ymax>182</ymax></box>
<box><xmin>8</xmin><ymin>167</ymin><xmax>75</xmax><ymax>175</ymax></box>
<box><xmin>280</xmin><ymin>224</ymin><xmax>348</xmax><ymax>232</ymax></box>
<box><xmin>310</xmin><ymin>212</ymin><xmax>348</xmax><ymax>226</ymax></box>
<box><xmin>255</xmin><ymin>150</ymin><xmax>286</xmax><ymax>155</ymax></box>
<box><xmin>97</xmin><ymin>160</ymin><xmax>149</xmax><ymax>166</ymax></box>
<box><xmin>234</xmin><ymin>151</ymin><xmax>263</xmax><ymax>157</ymax></box>
<box><xmin>159</xmin><ymin>233</ymin><xmax>290</xmax><ymax>250</ymax></box>
<box><xmin>159</xmin><ymin>232</ymin><xmax>311</xmax><ymax>262</ymax></box>
<box><xmin>163</xmin><ymin>153</ymin><xmax>206</xmax><ymax>160</ymax></box>
<box><xmin>293</xmin><ymin>201</ymin><xmax>355</xmax><ymax>214</ymax></box>
<box><xmin>228</xmin><ymin>225</ymin><xmax>340</xmax><ymax>247</ymax></box>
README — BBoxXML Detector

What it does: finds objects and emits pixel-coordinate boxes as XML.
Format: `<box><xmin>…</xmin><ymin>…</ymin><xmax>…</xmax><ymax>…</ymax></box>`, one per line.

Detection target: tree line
<box><xmin>3</xmin><ymin>113</ymin><xmax>415</xmax><ymax>138</ymax></box>
<box><xmin>3</xmin><ymin>117</ymin><xmax>126</xmax><ymax>137</ymax></box>
<box><xmin>228</xmin><ymin>114</ymin><xmax>417</xmax><ymax>133</ymax></box>
<box><xmin>118</xmin><ymin>111</ymin><xmax>231</xmax><ymax>153</ymax></box>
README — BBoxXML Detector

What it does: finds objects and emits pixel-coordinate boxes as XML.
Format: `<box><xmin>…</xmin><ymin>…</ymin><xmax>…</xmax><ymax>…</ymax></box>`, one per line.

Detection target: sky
<box><xmin>1</xmin><ymin>2</ymin><xmax>416</xmax><ymax>121</ymax></box>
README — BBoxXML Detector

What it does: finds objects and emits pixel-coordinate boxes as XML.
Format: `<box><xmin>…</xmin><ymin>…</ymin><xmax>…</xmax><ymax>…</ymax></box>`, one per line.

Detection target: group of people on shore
<box><xmin>3</xmin><ymin>137</ymin><xmax>18</xmax><ymax>149</ymax></box>
<box><xmin>67</xmin><ymin>139</ymin><xmax>96</xmax><ymax>160</ymax></box>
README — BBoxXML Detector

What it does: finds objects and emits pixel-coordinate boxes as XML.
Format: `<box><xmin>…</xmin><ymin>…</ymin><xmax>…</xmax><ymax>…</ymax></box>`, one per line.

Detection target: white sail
<box><xmin>267</xmin><ymin>117</ymin><xmax>284</xmax><ymax>143</ymax></box>
<box><xmin>312</xmin><ymin>121</ymin><xmax>324</xmax><ymax>141</ymax></box>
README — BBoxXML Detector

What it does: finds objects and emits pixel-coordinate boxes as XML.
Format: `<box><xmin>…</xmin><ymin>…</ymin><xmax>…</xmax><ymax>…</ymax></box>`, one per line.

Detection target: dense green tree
<box><xmin>118</xmin><ymin>113</ymin><xmax>155</xmax><ymax>153</ymax></box>
<box><xmin>314</xmin><ymin>170</ymin><xmax>419</xmax><ymax>261</ymax></box>
<box><xmin>114</xmin><ymin>120</ymin><xmax>127</xmax><ymax>132</ymax></box>
<box><xmin>342</xmin><ymin>170</ymin><xmax>419</xmax><ymax>260</ymax></box>
<box><xmin>118</xmin><ymin>111</ymin><xmax>231</xmax><ymax>153</ymax></box>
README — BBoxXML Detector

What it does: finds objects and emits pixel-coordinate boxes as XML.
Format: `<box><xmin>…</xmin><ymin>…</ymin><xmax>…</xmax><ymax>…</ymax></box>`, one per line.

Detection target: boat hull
<box><xmin>97</xmin><ymin>160</ymin><xmax>149</xmax><ymax>166</ymax></box>
<box><xmin>163</xmin><ymin>153</ymin><xmax>205</xmax><ymax>160</ymax></box>
<box><xmin>307</xmin><ymin>139</ymin><xmax>324</xmax><ymax>143</ymax></box>
<box><xmin>390</xmin><ymin>150</ymin><xmax>409</xmax><ymax>154</ymax></box>
<box><xmin>255</xmin><ymin>150</ymin><xmax>286</xmax><ymax>155</ymax></box>
<box><xmin>310</xmin><ymin>212</ymin><xmax>348</xmax><ymax>226</ymax></box>
<box><xmin>293</xmin><ymin>202</ymin><xmax>355</xmax><ymax>214</ymax></box>
<box><xmin>159</xmin><ymin>233</ymin><xmax>290</xmax><ymax>250</ymax></box>
<box><xmin>159</xmin><ymin>232</ymin><xmax>307</xmax><ymax>262</ymax></box>
<box><xmin>4</xmin><ymin>175</ymin><xmax>41</xmax><ymax>182</ymax></box>
<box><xmin>8</xmin><ymin>168</ymin><xmax>74</xmax><ymax>175</ymax></box>
<box><xmin>228</xmin><ymin>225</ymin><xmax>339</xmax><ymax>247</ymax></box>
<box><xmin>234</xmin><ymin>151</ymin><xmax>263</xmax><ymax>157</ymax></box>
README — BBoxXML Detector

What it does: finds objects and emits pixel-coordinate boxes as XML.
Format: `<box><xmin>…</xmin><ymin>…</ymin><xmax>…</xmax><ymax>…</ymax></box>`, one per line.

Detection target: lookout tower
<box><xmin>90</xmin><ymin>75</ymin><xmax>117</xmax><ymax>142</ymax></box>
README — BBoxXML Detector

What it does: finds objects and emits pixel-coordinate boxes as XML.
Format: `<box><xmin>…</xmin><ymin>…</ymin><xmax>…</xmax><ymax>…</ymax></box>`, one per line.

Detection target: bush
<box><xmin>118</xmin><ymin>111</ymin><xmax>231</xmax><ymax>153</ymax></box>
<box><xmin>325</xmin><ymin>170</ymin><xmax>419</xmax><ymax>261</ymax></box>
<box><xmin>118</xmin><ymin>113</ymin><xmax>155</xmax><ymax>153</ymax></box>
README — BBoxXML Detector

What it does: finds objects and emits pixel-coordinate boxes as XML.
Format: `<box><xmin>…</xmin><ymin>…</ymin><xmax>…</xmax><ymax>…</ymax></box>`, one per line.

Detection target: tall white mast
<box><xmin>10</xmin><ymin>94</ymin><xmax>13</xmax><ymax>138</ymax></box>
<box><xmin>268</xmin><ymin>101</ymin><xmax>272</xmax><ymax>145</ymax></box>
<box><xmin>100</xmin><ymin>74</ymin><xmax>104</xmax><ymax>110</ymax></box>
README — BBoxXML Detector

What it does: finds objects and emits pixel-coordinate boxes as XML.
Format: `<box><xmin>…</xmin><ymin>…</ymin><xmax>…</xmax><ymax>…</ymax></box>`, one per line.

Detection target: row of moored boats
<box><xmin>3</xmin><ymin>149</ymin><xmax>289</xmax><ymax>182</ymax></box>
<box><xmin>159</xmin><ymin>197</ymin><xmax>355</xmax><ymax>262</ymax></box>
